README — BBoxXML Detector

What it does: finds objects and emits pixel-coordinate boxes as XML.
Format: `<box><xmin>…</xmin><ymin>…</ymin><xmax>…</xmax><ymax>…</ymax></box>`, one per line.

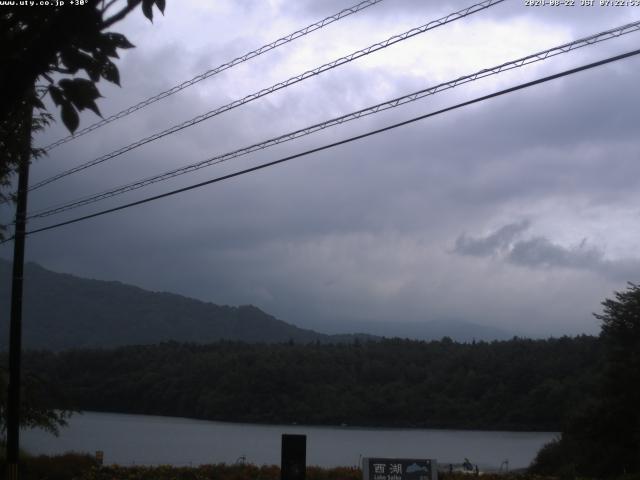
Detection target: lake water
<box><xmin>22</xmin><ymin>412</ymin><xmax>557</xmax><ymax>470</ymax></box>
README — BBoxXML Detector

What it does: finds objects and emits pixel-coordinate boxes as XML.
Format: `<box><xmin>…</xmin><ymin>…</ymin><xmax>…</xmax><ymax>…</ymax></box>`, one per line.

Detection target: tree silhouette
<box><xmin>0</xmin><ymin>365</ymin><xmax>72</xmax><ymax>438</ymax></box>
<box><xmin>592</xmin><ymin>282</ymin><xmax>640</xmax><ymax>474</ymax></box>
<box><xmin>0</xmin><ymin>2</ymin><xmax>167</xmax><ymax>469</ymax></box>
<box><xmin>531</xmin><ymin>283</ymin><xmax>640</xmax><ymax>477</ymax></box>
<box><xmin>0</xmin><ymin>0</ymin><xmax>166</xmax><ymax>207</ymax></box>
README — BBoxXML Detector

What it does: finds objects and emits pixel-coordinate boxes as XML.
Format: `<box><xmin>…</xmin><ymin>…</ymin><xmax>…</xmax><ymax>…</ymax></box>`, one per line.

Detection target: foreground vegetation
<box><xmin>0</xmin><ymin>452</ymin><xmax>605</xmax><ymax>480</ymax></box>
<box><xmin>20</xmin><ymin>335</ymin><xmax>601</xmax><ymax>432</ymax></box>
<box><xmin>529</xmin><ymin>284</ymin><xmax>640</xmax><ymax>478</ymax></box>
<box><xmin>4</xmin><ymin>452</ymin><xmax>640</xmax><ymax>480</ymax></box>
<box><xmin>1</xmin><ymin>453</ymin><xmax>357</xmax><ymax>480</ymax></box>
<box><xmin>4</xmin><ymin>451</ymin><xmax>640</xmax><ymax>480</ymax></box>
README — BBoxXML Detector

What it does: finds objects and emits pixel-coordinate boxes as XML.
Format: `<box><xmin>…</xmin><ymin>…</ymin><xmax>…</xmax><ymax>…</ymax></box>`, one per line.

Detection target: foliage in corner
<box><xmin>530</xmin><ymin>283</ymin><xmax>640</xmax><ymax>478</ymax></box>
<box><xmin>0</xmin><ymin>0</ymin><xmax>166</xmax><ymax>215</ymax></box>
<box><xmin>0</xmin><ymin>0</ymin><xmax>165</xmax><ymax>132</ymax></box>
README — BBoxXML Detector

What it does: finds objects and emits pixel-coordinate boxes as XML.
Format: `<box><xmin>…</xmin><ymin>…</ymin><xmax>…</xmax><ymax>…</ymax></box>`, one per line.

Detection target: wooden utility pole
<box><xmin>6</xmin><ymin>98</ymin><xmax>33</xmax><ymax>480</ymax></box>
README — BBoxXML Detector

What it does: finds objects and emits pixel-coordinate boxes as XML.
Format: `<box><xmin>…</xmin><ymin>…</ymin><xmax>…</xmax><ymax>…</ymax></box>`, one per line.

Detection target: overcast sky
<box><xmin>2</xmin><ymin>0</ymin><xmax>640</xmax><ymax>337</ymax></box>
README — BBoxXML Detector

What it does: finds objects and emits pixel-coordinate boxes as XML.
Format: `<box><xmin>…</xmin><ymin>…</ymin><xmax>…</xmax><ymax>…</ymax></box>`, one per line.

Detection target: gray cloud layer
<box><xmin>454</xmin><ymin>221</ymin><xmax>640</xmax><ymax>283</ymax></box>
<box><xmin>454</xmin><ymin>220</ymin><xmax>530</xmax><ymax>257</ymax></box>
<box><xmin>3</xmin><ymin>0</ymin><xmax>640</xmax><ymax>338</ymax></box>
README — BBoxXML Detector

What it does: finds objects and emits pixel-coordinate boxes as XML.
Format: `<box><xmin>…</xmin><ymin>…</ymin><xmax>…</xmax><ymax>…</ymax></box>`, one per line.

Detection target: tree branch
<box><xmin>101</xmin><ymin>0</ymin><xmax>141</xmax><ymax>29</ymax></box>
<box><xmin>101</xmin><ymin>0</ymin><xmax>120</xmax><ymax>15</ymax></box>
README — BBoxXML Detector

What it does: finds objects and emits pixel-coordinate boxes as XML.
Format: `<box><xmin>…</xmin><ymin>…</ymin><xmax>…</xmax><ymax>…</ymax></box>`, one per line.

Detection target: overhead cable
<box><xmin>40</xmin><ymin>0</ymin><xmax>385</xmax><ymax>152</ymax></box>
<box><xmin>26</xmin><ymin>19</ymin><xmax>640</xmax><ymax>220</ymax></box>
<box><xmin>29</xmin><ymin>0</ymin><xmax>505</xmax><ymax>192</ymax></box>
<box><xmin>9</xmin><ymin>47</ymin><xmax>639</xmax><ymax>242</ymax></box>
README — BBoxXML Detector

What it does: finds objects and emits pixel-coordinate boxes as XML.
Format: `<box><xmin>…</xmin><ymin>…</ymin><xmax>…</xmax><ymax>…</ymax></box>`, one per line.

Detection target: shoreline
<box><xmin>65</xmin><ymin>409</ymin><xmax>561</xmax><ymax>434</ymax></box>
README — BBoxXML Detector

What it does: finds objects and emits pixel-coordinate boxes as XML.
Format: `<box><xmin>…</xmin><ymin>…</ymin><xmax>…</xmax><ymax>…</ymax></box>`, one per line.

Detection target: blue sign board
<box><xmin>363</xmin><ymin>458</ymin><xmax>437</xmax><ymax>480</ymax></box>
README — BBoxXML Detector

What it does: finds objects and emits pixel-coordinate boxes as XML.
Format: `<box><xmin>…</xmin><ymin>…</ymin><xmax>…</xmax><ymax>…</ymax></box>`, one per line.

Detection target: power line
<box><xmin>40</xmin><ymin>0</ymin><xmax>385</xmax><ymax>152</ymax></box>
<box><xmin>29</xmin><ymin>0</ymin><xmax>505</xmax><ymax>192</ymax></box>
<box><xmin>26</xmin><ymin>19</ymin><xmax>640</xmax><ymax>220</ymax></box>
<box><xmin>9</xmin><ymin>48</ymin><xmax>638</xmax><ymax>242</ymax></box>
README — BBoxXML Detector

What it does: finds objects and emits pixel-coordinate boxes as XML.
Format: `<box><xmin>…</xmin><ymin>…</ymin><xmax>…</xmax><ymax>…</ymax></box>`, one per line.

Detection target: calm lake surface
<box><xmin>22</xmin><ymin>412</ymin><xmax>556</xmax><ymax>470</ymax></box>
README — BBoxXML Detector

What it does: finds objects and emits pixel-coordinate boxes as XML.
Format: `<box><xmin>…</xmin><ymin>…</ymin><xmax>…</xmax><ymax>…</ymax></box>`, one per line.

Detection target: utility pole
<box><xmin>6</xmin><ymin>98</ymin><xmax>33</xmax><ymax>480</ymax></box>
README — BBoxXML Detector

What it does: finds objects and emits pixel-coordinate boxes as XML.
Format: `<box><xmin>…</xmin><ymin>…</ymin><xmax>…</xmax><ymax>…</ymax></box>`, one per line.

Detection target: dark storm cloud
<box><xmin>508</xmin><ymin>236</ymin><xmax>602</xmax><ymax>269</ymax></box>
<box><xmin>454</xmin><ymin>220</ymin><xmax>530</xmax><ymax>256</ymax></box>
<box><xmin>508</xmin><ymin>237</ymin><xmax>640</xmax><ymax>282</ymax></box>
<box><xmin>453</xmin><ymin>223</ymin><xmax>640</xmax><ymax>282</ymax></box>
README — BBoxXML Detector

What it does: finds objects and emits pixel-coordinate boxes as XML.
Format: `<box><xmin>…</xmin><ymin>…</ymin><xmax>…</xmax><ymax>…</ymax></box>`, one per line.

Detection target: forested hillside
<box><xmin>23</xmin><ymin>336</ymin><xmax>601</xmax><ymax>431</ymax></box>
<box><xmin>0</xmin><ymin>260</ymin><xmax>511</xmax><ymax>348</ymax></box>
<box><xmin>0</xmin><ymin>260</ymin><xmax>369</xmax><ymax>349</ymax></box>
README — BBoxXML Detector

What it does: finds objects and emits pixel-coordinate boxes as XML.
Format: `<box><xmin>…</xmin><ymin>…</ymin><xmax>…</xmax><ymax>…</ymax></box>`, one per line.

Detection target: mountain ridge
<box><xmin>0</xmin><ymin>259</ymin><xmax>511</xmax><ymax>350</ymax></box>
<box><xmin>0</xmin><ymin>259</ymin><xmax>371</xmax><ymax>350</ymax></box>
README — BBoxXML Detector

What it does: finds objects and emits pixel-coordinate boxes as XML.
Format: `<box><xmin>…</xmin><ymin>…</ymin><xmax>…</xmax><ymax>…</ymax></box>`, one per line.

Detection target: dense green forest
<box><xmin>22</xmin><ymin>335</ymin><xmax>600</xmax><ymax>431</ymax></box>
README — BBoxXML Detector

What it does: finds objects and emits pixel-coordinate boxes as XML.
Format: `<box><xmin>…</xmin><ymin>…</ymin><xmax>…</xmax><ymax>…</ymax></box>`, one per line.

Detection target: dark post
<box><xmin>6</xmin><ymin>99</ymin><xmax>33</xmax><ymax>480</ymax></box>
<box><xmin>281</xmin><ymin>434</ymin><xmax>306</xmax><ymax>480</ymax></box>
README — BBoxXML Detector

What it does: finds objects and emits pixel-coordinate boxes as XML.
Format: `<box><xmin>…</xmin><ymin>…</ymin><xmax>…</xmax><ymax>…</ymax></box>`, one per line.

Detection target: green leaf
<box><xmin>60</xmin><ymin>49</ymin><xmax>87</xmax><ymax>74</ymax></box>
<box><xmin>101</xmin><ymin>60</ymin><xmax>120</xmax><ymax>86</ymax></box>
<box><xmin>48</xmin><ymin>86</ymin><xmax>64</xmax><ymax>106</ymax></box>
<box><xmin>32</xmin><ymin>97</ymin><xmax>45</xmax><ymax>110</ymax></box>
<box><xmin>58</xmin><ymin>78</ymin><xmax>102</xmax><ymax>117</ymax></box>
<box><xmin>60</xmin><ymin>101</ymin><xmax>79</xmax><ymax>133</ymax></box>
<box><xmin>96</xmin><ymin>34</ymin><xmax>119</xmax><ymax>59</ymax></box>
<box><xmin>103</xmin><ymin>32</ymin><xmax>135</xmax><ymax>49</ymax></box>
<box><xmin>142</xmin><ymin>0</ymin><xmax>154</xmax><ymax>21</ymax></box>
<box><xmin>60</xmin><ymin>48</ymin><xmax>100</xmax><ymax>81</ymax></box>
<box><xmin>86</xmin><ymin>65</ymin><xmax>102</xmax><ymax>82</ymax></box>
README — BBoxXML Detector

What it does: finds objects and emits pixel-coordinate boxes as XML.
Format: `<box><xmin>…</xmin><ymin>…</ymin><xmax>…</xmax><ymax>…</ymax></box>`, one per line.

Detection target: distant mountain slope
<box><xmin>0</xmin><ymin>260</ymin><xmax>365</xmax><ymax>350</ymax></box>
<box><xmin>0</xmin><ymin>259</ymin><xmax>513</xmax><ymax>351</ymax></box>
